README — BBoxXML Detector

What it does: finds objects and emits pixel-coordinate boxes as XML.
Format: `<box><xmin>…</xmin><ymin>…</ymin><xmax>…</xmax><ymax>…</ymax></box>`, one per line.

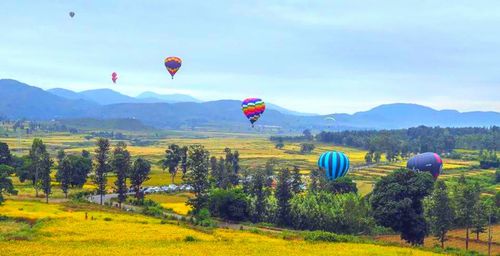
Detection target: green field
<box><xmin>2</xmin><ymin>130</ymin><xmax>496</xmax><ymax>198</ymax></box>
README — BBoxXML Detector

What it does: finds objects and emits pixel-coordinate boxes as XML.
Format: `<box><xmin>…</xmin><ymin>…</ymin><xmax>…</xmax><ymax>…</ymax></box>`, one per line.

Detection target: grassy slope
<box><xmin>0</xmin><ymin>200</ymin><xmax>442</xmax><ymax>256</ymax></box>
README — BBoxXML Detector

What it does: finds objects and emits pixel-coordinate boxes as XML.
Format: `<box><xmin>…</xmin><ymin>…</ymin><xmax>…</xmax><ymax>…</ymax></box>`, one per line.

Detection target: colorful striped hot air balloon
<box><xmin>164</xmin><ymin>57</ymin><xmax>182</xmax><ymax>79</ymax></box>
<box><xmin>407</xmin><ymin>152</ymin><xmax>443</xmax><ymax>179</ymax></box>
<box><xmin>241</xmin><ymin>98</ymin><xmax>265</xmax><ymax>127</ymax></box>
<box><xmin>317</xmin><ymin>151</ymin><xmax>350</xmax><ymax>180</ymax></box>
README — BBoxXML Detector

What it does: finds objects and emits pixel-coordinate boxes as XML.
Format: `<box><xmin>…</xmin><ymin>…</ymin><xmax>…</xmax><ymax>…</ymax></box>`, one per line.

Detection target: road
<box><xmin>86</xmin><ymin>192</ymin><xmax>283</xmax><ymax>233</ymax></box>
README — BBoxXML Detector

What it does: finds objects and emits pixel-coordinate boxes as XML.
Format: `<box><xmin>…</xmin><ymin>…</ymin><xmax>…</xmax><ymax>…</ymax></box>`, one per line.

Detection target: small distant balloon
<box><xmin>69</xmin><ymin>11</ymin><xmax>75</xmax><ymax>18</ymax></box>
<box><xmin>111</xmin><ymin>72</ymin><xmax>118</xmax><ymax>84</ymax></box>
<box><xmin>241</xmin><ymin>98</ymin><xmax>265</xmax><ymax>127</ymax></box>
<box><xmin>164</xmin><ymin>57</ymin><xmax>182</xmax><ymax>79</ymax></box>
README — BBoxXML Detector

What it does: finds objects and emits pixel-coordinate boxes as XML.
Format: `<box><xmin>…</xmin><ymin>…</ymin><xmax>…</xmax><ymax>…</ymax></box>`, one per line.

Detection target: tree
<box><xmin>58</xmin><ymin>157</ymin><xmax>72</xmax><ymax>198</ymax></box>
<box><xmin>303</xmin><ymin>129</ymin><xmax>313</xmax><ymax>141</ymax></box>
<box><xmin>0</xmin><ymin>142</ymin><xmax>12</xmax><ymax>165</ymax></box>
<box><xmin>179</xmin><ymin>146</ymin><xmax>188</xmax><ymax>179</ymax></box>
<box><xmin>370</xmin><ymin>169</ymin><xmax>434</xmax><ymax>245</ymax></box>
<box><xmin>374</xmin><ymin>151</ymin><xmax>382</xmax><ymax>163</ymax></box>
<box><xmin>470</xmin><ymin>200</ymin><xmax>488</xmax><ymax>241</ymax></box>
<box><xmin>309</xmin><ymin>169</ymin><xmax>321</xmax><ymax>193</ymax></box>
<box><xmin>56</xmin><ymin>149</ymin><xmax>65</xmax><ymax>165</ymax></box>
<box><xmin>223</xmin><ymin>148</ymin><xmax>239</xmax><ymax>186</ymax></box>
<box><xmin>364</xmin><ymin>152</ymin><xmax>373</xmax><ymax>164</ymax></box>
<box><xmin>300</xmin><ymin>143</ymin><xmax>315</xmax><ymax>154</ymax></box>
<box><xmin>111</xmin><ymin>142</ymin><xmax>131</xmax><ymax>208</ymax></box>
<box><xmin>322</xmin><ymin>177</ymin><xmax>358</xmax><ymax>194</ymax></box>
<box><xmin>425</xmin><ymin>180</ymin><xmax>454</xmax><ymax>248</ymax></box>
<box><xmin>275</xmin><ymin>138</ymin><xmax>284</xmax><ymax>149</ymax></box>
<box><xmin>70</xmin><ymin>154</ymin><xmax>92</xmax><ymax>187</ymax></box>
<box><xmin>230</xmin><ymin>150</ymin><xmax>240</xmax><ymax>186</ymax></box>
<box><xmin>185</xmin><ymin>145</ymin><xmax>210</xmax><ymax>214</ymax></box>
<box><xmin>130</xmin><ymin>158</ymin><xmax>151</xmax><ymax>200</ymax></box>
<box><xmin>249</xmin><ymin>169</ymin><xmax>268</xmax><ymax>223</ymax></box>
<box><xmin>290</xmin><ymin>192</ymin><xmax>373</xmax><ymax>234</ymax></box>
<box><xmin>163</xmin><ymin>144</ymin><xmax>181</xmax><ymax>184</ymax></box>
<box><xmin>0</xmin><ymin>164</ymin><xmax>17</xmax><ymax>204</ymax></box>
<box><xmin>453</xmin><ymin>176</ymin><xmax>481</xmax><ymax>250</ymax></box>
<box><xmin>275</xmin><ymin>168</ymin><xmax>293</xmax><ymax>226</ymax></box>
<box><xmin>39</xmin><ymin>150</ymin><xmax>52</xmax><ymax>203</ymax></box>
<box><xmin>291</xmin><ymin>166</ymin><xmax>302</xmax><ymax>194</ymax></box>
<box><xmin>29</xmin><ymin>139</ymin><xmax>52</xmax><ymax>202</ymax></box>
<box><xmin>209</xmin><ymin>188</ymin><xmax>249</xmax><ymax>221</ymax></box>
<box><xmin>93</xmin><ymin>138</ymin><xmax>111</xmax><ymax>205</ymax></box>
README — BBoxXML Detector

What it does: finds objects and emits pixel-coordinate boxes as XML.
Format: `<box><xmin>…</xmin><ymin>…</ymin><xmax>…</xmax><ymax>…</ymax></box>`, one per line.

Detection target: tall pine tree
<box><xmin>130</xmin><ymin>158</ymin><xmax>151</xmax><ymax>200</ymax></box>
<box><xmin>185</xmin><ymin>145</ymin><xmax>210</xmax><ymax>215</ymax></box>
<box><xmin>275</xmin><ymin>168</ymin><xmax>293</xmax><ymax>226</ymax></box>
<box><xmin>112</xmin><ymin>142</ymin><xmax>131</xmax><ymax>208</ymax></box>
<box><xmin>426</xmin><ymin>180</ymin><xmax>454</xmax><ymax>248</ymax></box>
<box><xmin>93</xmin><ymin>138</ymin><xmax>110</xmax><ymax>205</ymax></box>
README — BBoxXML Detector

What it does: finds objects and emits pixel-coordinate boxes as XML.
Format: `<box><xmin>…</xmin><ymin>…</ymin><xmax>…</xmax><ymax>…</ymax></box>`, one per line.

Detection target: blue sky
<box><xmin>1</xmin><ymin>1</ymin><xmax>499</xmax><ymax>114</ymax></box>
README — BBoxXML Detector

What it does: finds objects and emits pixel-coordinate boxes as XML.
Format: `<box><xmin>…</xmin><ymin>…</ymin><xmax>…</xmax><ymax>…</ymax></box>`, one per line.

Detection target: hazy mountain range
<box><xmin>1</xmin><ymin>79</ymin><xmax>499</xmax><ymax>131</ymax></box>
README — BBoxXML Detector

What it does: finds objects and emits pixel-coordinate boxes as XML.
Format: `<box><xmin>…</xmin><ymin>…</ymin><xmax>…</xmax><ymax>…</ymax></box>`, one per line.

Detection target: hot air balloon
<box><xmin>317</xmin><ymin>151</ymin><xmax>350</xmax><ymax>180</ymax></box>
<box><xmin>69</xmin><ymin>11</ymin><xmax>75</xmax><ymax>18</ymax></box>
<box><xmin>111</xmin><ymin>72</ymin><xmax>118</xmax><ymax>84</ymax></box>
<box><xmin>241</xmin><ymin>98</ymin><xmax>265</xmax><ymax>127</ymax></box>
<box><xmin>407</xmin><ymin>152</ymin><xmax>443</xmax><ymax>179</ymax></box>
<box><xmin>164</xmin><ymin>57</ymin><xmax>182</xmax><ymax>79</ymax></box>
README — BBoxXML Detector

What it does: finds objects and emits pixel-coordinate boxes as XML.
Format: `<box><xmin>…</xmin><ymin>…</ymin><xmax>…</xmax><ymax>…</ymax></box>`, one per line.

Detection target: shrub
<box><xmin>303</xmin><ymin>231</ymin><xmax>361</xmax><ymax>243</ymax></box>
<box><xmin>103</xmin><ymin>217</ymin><xmax>112</xmax><ymax>222</ymax></box>
<box><xmin>69</xmin><ymin>190</ymin><xmax>93</xmax><ymax>202</ymax></box>
<box><xmin>209</xmin><ymin>188</ymin><xmax>249</xmax><ymax>221</ymax></box>
<box><xmin>290</xmin><ymin>192</ymin><xmax>374</xmax><ymax>235</ymax></box>
<box><xmin>195</xmin><ymin>208</ymin><xmax>216</xmax><ymax>227</ymax></box>
<box><xmin>184</xmin><ymin>235</ymin><xmax>198</xmax><ymax>242</ymax></box>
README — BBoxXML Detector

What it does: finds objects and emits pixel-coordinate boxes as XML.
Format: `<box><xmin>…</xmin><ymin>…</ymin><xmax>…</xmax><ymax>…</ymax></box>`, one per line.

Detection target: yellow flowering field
<box><xmin>146</xmin><ymin>193</ymin><xmax>193</xmax><ymax>215</ymax></box>
<box><xmin>0</xmin><ymin>200</ymin><xmax>442</xmax><ymax>256</ymax></box>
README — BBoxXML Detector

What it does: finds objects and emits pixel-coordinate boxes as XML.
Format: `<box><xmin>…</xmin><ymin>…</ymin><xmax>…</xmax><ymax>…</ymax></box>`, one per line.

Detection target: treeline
<box><xmin>316</xmin><ymin>126</ymin><xmax>499</xmax><ymax>153</ymax></box>
<box><xmin>0</xmin><ymin>139</ymin><xmax>152</xmax><ymax>207</ymax></box>
<box><xmin>271</xmin><ymin>126</ymin><xmax>499</xmax><ymax>163</ymax></box>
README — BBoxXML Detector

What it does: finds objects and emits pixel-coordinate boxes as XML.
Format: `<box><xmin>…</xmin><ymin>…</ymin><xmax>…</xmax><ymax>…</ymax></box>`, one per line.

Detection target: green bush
<box><xmin>208</xmin><ymin>188</ymin><xmax>249</xmax><ymax>221</ymax></box>
<box><xmin>69</xmin><ymin>190</ymin><xmax>93</xmax><ymax>202</ymax></box>
<box><xmin>103</xmin><ymin>217</ymin><xmax>112</xmax><ymax>222</ymax></box>
<box><xmin>184</xmin><ymin>235</ymin><xmax>198</xmax><ymax>242</ymax></box>
<box><xmin>303</xmin><ymin>231</ymin><xmax>361</xmax><ymax>243</ymax></box>
<box><xmin>142</xmin><ymin>205</ymin><xmax>164</xmax><ymax>217</ymax></box>
<box><xmin>290</xmin><ymin>192</ymin><xmax>375</xmax><ymax>235</ymax></box>
<box><xmin>195</xmin><ymin>208</ymin><xmax>216</xmax><ymax>227</ymax></box>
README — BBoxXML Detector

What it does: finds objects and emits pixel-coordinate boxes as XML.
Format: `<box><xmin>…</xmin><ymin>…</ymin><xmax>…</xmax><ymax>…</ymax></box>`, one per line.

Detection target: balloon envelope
<box><xmin>318</xmin><ymin>151</ymin><xmax>350</xmax><ymax>180</ymax></box>
<box><xmin>241</xmin><ymin>98</ymin><xmax>265</xmax><ymax>126</ymax></box>
<box><xmin>164</xmin><ymin>57</ymin><xmax>182</xmax><ymax>79</ymax></box>
<box><xmin>69</xmin><ymin>12</ymin><xmax>75</xmax><ymax>18</ymax></box>
<box><xmin>111</xmin><ymin>72</ymin><xmax>118</xmax><ymax>83</ymax></box>
<box><xmin>407</xmin><ymin>152</ymin><xmax>443</xmax><ymax>178</ymax></box>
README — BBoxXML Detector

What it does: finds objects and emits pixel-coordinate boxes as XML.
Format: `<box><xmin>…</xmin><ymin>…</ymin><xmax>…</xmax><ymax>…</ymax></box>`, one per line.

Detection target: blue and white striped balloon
<box><xmin>317</xmin><ymin>151</ymin><xmax>350</xmax><ymax>180</ymax></box>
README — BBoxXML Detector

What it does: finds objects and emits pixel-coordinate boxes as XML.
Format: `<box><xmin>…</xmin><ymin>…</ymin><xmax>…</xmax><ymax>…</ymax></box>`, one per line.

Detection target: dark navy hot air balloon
<box><xmin>407</xmin><ymin>152</ymin><xmax>443</xmax><ymax>179</ymax></box>
<box><xmin>317</xmin><ymin>151</ymin><xmax>350</xmax><ymax>180</ymax></box>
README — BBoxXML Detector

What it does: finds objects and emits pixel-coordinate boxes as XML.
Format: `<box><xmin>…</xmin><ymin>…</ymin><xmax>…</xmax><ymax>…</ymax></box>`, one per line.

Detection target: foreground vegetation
<box><xmin>0</xmin><ymin>200</ymin><xmax>443</xmax><ymax>256</ymax></box>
